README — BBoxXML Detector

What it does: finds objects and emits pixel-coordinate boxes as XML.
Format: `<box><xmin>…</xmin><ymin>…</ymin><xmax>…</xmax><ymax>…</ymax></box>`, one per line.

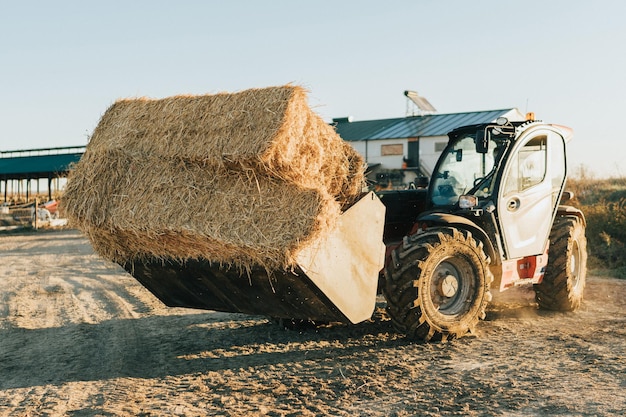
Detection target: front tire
<box><xmin>534</xmin><ymin>216</ymin><xmax>587</xmax><ymax>311</ymax></box>
<box><xmin>383</xmin><ymin>227</ymin><xmax>493</xmax><ymax>342</ymax></box>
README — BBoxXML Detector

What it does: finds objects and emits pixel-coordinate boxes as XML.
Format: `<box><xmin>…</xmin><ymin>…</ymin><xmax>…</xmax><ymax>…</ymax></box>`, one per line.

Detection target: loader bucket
<box><xmin>122</xmin><ymin>192</ymin><xmax>386</xmax><ymax>324</ymax></box>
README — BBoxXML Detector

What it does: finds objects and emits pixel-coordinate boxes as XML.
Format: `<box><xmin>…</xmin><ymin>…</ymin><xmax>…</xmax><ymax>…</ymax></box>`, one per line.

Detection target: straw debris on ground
<box><xmin>63</xmin><ymin>85</ymin><xmax>365</xmax><ymax>270</ymax></box>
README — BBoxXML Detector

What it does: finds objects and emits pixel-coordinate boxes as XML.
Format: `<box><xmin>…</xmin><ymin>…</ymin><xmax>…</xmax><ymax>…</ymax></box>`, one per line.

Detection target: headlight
<box><xmin>459</xmin><ymin>195</ymin><xmax>478</xmax><ymax>209</ymax></box>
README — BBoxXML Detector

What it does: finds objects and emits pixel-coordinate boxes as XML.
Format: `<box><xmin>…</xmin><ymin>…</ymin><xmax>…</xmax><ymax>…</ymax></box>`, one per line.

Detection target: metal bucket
<box><xmin>122</xmin><ymin>192</ymin><xmax>386</xmax><ymax>324</ymax></box>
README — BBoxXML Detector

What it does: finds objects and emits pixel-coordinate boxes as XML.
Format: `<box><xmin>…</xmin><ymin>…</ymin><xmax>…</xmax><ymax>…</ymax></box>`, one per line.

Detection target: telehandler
<box><xmin>379</xmin><ymin>116</ymin><xmax>586</xmax><ymax>340</ymax></box>
<box><xmin>123</xmin><ymin>116</ymin><xmax>587</xmax><ymax>342</ymax></box>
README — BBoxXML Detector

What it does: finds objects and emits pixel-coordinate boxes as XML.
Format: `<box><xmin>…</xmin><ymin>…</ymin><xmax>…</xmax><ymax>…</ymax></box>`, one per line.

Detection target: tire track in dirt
<box><xmin>0</xmin><ymin>231</ymin><xmax>197</xmax><ymax>415</ymax></box>
<box><xmin>0</xmin><ymin>230</ymin><xmax>624</xmax><ymax>416</ymax></box>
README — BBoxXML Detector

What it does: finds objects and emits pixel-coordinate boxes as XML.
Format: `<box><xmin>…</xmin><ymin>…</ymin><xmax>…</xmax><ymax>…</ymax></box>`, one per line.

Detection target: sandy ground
<box><xmin>0</xmin><ymin>229</ymin><xmax>624</xmax><ymax>417</ymax></box>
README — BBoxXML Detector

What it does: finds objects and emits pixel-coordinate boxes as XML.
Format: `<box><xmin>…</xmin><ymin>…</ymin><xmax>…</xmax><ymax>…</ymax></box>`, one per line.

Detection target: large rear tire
<box><xmin>534</xmin><ymin>216</ymin><xmax>587</xmax><ymax>311</ymax></box>
<box><xmin>383</xmin><ymin>227</ymin><xmax>493</xmax><ymax>342</ymax></box>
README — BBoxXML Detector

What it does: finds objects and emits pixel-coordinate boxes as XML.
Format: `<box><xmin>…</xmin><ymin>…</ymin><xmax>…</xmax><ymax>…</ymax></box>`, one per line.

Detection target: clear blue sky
<box><xmin>1</xmin><ymin>0</ymin><xmax>624</xmax><ymax>178</ymax></box>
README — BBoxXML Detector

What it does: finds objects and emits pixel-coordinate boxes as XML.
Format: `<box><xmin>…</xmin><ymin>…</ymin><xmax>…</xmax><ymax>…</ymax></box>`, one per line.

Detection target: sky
<box><xmin>1</xmin><ymin>0</ymin><xmax>625</xmax><ymax>178</ymax></box>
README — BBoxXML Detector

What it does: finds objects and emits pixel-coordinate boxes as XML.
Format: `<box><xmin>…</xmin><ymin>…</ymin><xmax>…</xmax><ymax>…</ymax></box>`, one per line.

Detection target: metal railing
<box><xmin>0</xmin><ymin>146</ymin><xmax>86</xmax><ymax>158</ymax></box>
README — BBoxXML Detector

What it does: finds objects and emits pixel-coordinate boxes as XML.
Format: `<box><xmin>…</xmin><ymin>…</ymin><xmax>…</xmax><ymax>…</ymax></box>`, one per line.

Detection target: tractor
<box><xmin>120</xmin><ymin>117</ymin><xmax>587</xmax><ymax>342</ymax></box>
<box><xmin>379</xmin><ymin>116</ymin><xmax>587</xmax><ymax>341</ymax></box>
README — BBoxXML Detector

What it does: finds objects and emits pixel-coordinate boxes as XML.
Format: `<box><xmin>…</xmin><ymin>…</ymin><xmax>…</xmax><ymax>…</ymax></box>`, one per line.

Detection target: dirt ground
<box><xmin>0</xmin><ymin>229</ymin><xmax>624</xmax><ymax>416</ymax></box>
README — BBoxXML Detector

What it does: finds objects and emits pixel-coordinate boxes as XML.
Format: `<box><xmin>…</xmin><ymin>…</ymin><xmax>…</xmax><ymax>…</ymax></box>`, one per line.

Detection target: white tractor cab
<box><xmin>383</xmin><ymin>117</ymin><xmax>587</xmax><ymax>341</ymax></box>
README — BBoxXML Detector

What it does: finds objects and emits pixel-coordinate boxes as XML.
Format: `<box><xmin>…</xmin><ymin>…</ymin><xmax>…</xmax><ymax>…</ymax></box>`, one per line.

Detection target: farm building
<box><xmin>333</xmin><ymin>101</ymin><xmax>525</xmax><ymax>188</ymax></box>
<box><xmin>0</xmin><ymin>147</ymin><xmax>84</xmax><ymax>203</ymax></box>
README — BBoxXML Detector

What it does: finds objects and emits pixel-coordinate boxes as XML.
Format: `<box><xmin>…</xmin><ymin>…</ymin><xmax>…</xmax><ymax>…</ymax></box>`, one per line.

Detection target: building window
<box><xmin>381</xmin><ymin>144</ymin><xmax>404</xmax><ymax>156</ymax></box>
<box><xmin>435</xmin><ymin>142</ymin><xmax>447</xmax><ymax>152</ymax></box>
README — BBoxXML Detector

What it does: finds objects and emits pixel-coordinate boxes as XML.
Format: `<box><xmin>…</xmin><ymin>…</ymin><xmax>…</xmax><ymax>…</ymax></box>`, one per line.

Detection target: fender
<box><xmin>417</xmin><ymin>212</ymin><xmax>500</xmax><ymax>265</ymax></box>
<box><xmin>557</xmin><ymin>205</ymin><xmax>586</xmax><ymax>226</ymax></box>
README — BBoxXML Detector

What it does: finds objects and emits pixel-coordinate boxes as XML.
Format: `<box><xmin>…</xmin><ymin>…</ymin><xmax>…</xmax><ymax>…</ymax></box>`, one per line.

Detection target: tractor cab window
<box><xmin>431</xmin><ymin>134</ymin><xmax>503</xmax><ymax>206</ymax></box>
<box><xmin>503</xmin><ymin>135</ymin><xmax>547</xmax><ymax>195</ymax></box>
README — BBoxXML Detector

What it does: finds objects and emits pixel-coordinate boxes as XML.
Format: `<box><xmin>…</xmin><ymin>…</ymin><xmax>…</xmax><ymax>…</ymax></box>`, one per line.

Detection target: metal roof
<box><xmin>333</xmin><ymin>109</ymin><xmax>516</xmax><ymax>141</ymax></box>
<box><xmin>0</xmin><ymin>149</ymin><xmax>83</xmax><ymax>180</ymax></box>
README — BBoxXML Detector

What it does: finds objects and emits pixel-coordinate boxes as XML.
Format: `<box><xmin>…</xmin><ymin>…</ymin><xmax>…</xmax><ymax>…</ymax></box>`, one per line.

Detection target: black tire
<box><xmin>534</xmin><ymin>216</ymin><xmax>587</xmax><ymax>311</ymax></box>
<box><xmin>383</xmin><ymin>227</ymin><xmax>493</xmax><ymax>342</ymax></box>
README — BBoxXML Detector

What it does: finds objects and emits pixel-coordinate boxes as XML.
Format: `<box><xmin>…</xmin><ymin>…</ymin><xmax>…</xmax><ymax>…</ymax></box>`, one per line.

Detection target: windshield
<box><xmin>431</xmin><ymin>134</ymin><xmax>508</xmax><ymax>206</ymax></box>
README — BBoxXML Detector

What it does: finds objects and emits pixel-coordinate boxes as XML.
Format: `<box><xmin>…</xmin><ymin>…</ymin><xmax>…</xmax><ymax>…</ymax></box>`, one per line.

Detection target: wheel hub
<box><xmin>439</xmin><ymin>274</ymin><xmax>459</xmax><ymax>298</ymax></box>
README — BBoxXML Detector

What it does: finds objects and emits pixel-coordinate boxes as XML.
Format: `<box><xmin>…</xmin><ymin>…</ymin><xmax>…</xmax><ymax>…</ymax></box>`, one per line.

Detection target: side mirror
<box><xmin>475</xmin><ymin>129</ymin><xmax>489</xmax><ymax>153</ymax></box>
<box><xmin>456</xmin><ymin>149</ymin><xmax>463</xmax><ymax>162</ymax></box>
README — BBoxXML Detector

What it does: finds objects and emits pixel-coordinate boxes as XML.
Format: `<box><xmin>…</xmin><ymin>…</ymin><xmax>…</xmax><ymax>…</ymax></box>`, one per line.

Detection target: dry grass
<box><xmin>63</xmin><ymin>85</ymin><xmax>365</xmax><ymax>270</ymax></box>
<box><xmin>566</xmin><ymin>176</ymin><xmax>626</xmax><ymax>278</ymax></box>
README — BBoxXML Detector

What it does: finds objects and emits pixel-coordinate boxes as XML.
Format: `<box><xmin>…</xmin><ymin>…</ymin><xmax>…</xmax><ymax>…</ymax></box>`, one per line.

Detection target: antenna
<box><xmin>404</xmin><ymin>90</ymin><xmax>436</xmax><ymax>116</ymax></box>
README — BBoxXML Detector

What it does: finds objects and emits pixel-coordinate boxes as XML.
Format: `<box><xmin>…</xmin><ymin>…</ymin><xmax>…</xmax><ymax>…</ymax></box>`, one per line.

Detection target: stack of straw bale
<box><xmin>63</xmin><ymin>85</ymin><xmax>366</xmax><ymax>270</ymax></box>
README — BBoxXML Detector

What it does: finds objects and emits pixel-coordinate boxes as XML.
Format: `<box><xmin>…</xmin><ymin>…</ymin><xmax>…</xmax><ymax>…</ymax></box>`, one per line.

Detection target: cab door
<box><xmin>497</xmin><ymin>129</ymin><xmax>566</xmax><ymax>259</ymax></box>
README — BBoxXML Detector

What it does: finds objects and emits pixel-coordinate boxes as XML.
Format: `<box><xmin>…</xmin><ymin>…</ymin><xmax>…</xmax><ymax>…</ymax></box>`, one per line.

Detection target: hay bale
<box><xmin>67</xmin><ymin>150</ymin><xmax>339</xmax><ymax>268</ymax></box>
<box><xmin>63</xmin><ymin>85</ymin><xmax>365</xmax><ymax>270</ymax></box>
<box><xmin>86</xmin><ymin>85</ymin><xmax>364</xmax><ymax>200</ymax></box>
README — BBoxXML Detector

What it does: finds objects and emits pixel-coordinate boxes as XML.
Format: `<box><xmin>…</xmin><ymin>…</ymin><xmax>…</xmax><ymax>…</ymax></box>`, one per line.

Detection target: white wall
<box><xmin>348</xmin><ymin>136</ymin><xmax>444</xmax><ymax>176</ymax></box>
<box><xmin>418</xmin><ymin>135</ymin><xmax>448</xmax><ymax>176</ymax></box>
<box><xmin>503</xmin><ymin>108</ymin><xmax>526</xmax><ymax>122</ymax></box>
<box><xmin>349</xmin><ymin>138</ymin><xmax>408</xmax><ymax>170</ymax></box>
